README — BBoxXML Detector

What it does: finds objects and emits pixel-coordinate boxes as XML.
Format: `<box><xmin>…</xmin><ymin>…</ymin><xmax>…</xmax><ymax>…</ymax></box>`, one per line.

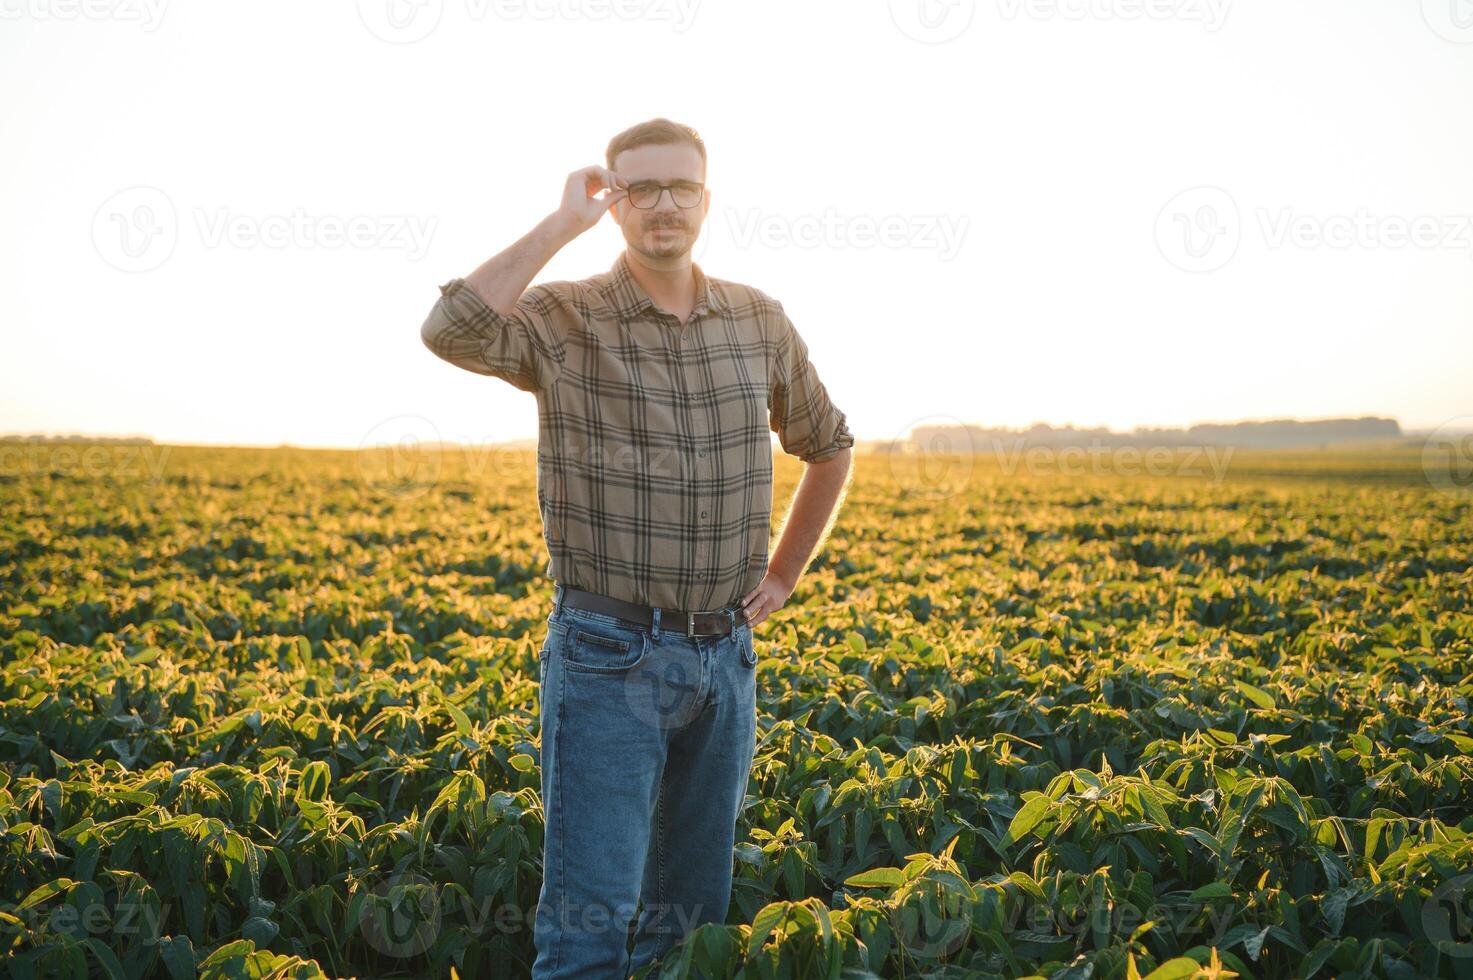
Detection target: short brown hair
<box><xmin>606</xmin><ymin>117</ymin><xmax>707</xmax><ymax>176</ymax></box>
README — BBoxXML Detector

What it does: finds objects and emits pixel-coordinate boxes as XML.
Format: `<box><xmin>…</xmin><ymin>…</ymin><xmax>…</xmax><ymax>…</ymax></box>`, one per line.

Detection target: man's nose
<box><xmin>651</xmin><ymin>187</ymin><xmax>684</xmax><ymax>211</ymax></box>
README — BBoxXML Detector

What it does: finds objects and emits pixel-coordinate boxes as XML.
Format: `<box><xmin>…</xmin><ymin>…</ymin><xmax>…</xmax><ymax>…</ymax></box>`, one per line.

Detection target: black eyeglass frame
<box><xmin>624</xmin><ymin>180</ymin><xmax>706</xmax><ymax>210</ymax></box>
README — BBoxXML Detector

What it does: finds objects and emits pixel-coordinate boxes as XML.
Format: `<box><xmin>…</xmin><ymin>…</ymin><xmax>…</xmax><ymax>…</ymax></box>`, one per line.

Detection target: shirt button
<box><xmin>700</xmin><ymin>510</ymin><xmax>708</xmax><ymax>518</ymax></box>
<box><xmin>698</xmin><ymin>451</ymin><xmax>706</xmax><ymax>458</ymax></box>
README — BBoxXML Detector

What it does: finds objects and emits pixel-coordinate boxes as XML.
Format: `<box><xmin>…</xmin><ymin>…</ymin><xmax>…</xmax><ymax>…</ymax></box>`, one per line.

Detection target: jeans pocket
<box><xmin>739</xmin><ymin>622</ymin><xmax>757</xmax><ymax>669</ymax></box>
<box><xmin>560</xmin><ymin>611</ymin><xmax>651</xmax><ymax>674</ymax></box>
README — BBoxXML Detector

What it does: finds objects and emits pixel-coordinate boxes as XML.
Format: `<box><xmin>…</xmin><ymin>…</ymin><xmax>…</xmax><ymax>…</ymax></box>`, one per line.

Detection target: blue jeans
<box><xmin>531</xmin><ymin>586</ymin><xmax>758</xmax><ymax>979</ymax></box>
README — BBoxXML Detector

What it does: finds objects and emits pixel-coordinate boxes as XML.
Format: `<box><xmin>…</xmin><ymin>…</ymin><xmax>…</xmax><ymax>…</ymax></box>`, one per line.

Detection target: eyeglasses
<box><xmin>625</xmin><ymin>179</ymin><xmax>705</xmax><ymax>209</ymax></box>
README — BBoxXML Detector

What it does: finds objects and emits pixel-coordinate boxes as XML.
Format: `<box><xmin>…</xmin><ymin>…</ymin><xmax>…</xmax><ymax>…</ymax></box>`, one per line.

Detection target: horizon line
<box><xmin>5</xmin><ymin>412</ymin><xmax>1471</xmax><ymax>451</ymax></box>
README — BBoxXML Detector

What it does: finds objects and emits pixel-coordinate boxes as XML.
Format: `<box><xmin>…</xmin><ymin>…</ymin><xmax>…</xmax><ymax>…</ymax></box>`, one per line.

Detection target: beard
<box><xmin>633</xmin><ymin>220</ymin><xmax>690</xmax><ymax>260</ymax></box>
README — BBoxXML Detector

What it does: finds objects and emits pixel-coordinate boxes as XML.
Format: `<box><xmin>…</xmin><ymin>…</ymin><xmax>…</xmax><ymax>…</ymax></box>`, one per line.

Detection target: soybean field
<box><xmin>1</xmin><ymin>443</ymin><xmax>1471</xmax><ymax>979</ymax></box>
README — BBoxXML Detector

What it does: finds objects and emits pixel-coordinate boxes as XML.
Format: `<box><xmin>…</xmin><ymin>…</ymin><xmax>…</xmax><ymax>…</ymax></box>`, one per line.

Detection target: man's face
<box><xmin>609</xmin><ymin>142</ymin><xmax>710</xmax><ymax>262</ymax></box>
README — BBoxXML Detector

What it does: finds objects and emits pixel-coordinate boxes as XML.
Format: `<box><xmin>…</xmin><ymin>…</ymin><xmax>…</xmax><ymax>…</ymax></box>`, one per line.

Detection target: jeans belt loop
<box><xmin>553</xmin><ymin>583</ymin><xmax>564</xmax><ymax>617</ymax></box>
<box><xmin>727</xmin><ymin>607</ymin><xmax>735</xmax><ymax>633</ymax></box>
<box><xmin>651</xmin><ymin>606</ymin><xmax>661</xmax><ymax>642</ymax></box>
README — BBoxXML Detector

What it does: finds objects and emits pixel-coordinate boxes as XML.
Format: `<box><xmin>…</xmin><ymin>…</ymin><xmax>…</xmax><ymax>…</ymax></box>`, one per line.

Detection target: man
<box><xmin>419</xmin><ymin>117</ymin><xmax>853</xmax><ymax>978</ymax></box>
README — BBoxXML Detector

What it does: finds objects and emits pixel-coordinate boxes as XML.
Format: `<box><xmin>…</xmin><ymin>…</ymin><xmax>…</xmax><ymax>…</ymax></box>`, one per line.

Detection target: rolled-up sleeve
<box><xmin>768</xmin><ymin>303</ymin><xmax>855</xmax><ymax>463</ymax></box>
<box><xmin>420</xmin><ymin>278</ymin><xmax>567</xmax><ymax>393</ymax></box>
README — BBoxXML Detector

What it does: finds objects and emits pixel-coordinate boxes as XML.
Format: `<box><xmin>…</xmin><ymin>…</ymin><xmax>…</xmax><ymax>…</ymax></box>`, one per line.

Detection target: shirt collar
<box><xmin>603</xmin><ymin>250</ymin><xmax>727</xmax><ymax>319</ymax></box>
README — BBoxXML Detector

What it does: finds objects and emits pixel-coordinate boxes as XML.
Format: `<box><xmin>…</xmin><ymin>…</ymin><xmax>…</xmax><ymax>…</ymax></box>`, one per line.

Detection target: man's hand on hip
<box><xmin>740</xmin><ymin>572</ymin><xmax>794</xmax><ymax>630</ymax></box>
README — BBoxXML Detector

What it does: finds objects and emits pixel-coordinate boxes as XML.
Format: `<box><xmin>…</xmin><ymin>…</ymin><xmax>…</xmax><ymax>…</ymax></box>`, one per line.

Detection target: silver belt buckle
<box><xmin>687</xmin><ymin>610</ymin><xmax>697</xmax><ymax>635</ymax></box>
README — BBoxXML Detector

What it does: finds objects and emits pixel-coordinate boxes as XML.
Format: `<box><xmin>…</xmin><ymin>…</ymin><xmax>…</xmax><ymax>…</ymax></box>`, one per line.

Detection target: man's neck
<box><xmin>625</xmin><ymin>250</ymin><xmax>696</xmax><ymax>320</ymax></box>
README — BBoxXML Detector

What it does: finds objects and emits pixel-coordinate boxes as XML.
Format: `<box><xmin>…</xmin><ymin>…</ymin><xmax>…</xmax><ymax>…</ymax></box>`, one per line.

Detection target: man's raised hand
<box><xmin>556</xmin><ymin>166</ymin><xmax>629</xmax><ymax>235</ymax></box>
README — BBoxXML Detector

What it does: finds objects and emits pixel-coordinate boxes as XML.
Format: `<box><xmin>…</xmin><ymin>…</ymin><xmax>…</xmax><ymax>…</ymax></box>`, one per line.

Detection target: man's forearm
<box><xmin>767</xmin><ymin>449</ymin><xmax>853</xmax><ymax>592</ymax></box>
<box><xmin>464</xmin><ymin>211</ymin><xmax>581</xmax><ymax>315</ymax></box>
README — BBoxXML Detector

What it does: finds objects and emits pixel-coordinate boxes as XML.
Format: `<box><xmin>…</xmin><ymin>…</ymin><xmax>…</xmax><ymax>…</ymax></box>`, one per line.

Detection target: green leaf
<box><xmin>82</xmin><ymin>939</ymin><xmax>127</xmax><ymax>980</ymax></box>
<box><xmin>296</xmin><ymin>760</ymin><xmax>332</xmax><ymax>802</ymax></box>
<box><xmin>159</xmin><ymin>936</ymin><xmax>197</xmax><ymax>980</ymax></box>
<box><xmin>445</xmin><ymin>701</ymin><xmax>473</xmax><ymax>736</ymax></box>
<box><xmin>126</xmin><ymin>646</ymin><xmax>163</xmax><ymax>665</ymax></box>
<box><xmin>845</xmin><ymin>867</ymin><xmax>904</xmax><ymax>889</ymax></box>
<box><xmin>17</xmin><ymin>878</ymin><xmax>75</xmax><ymax>912</ymax></box>
<box><xmin>747</xmin><ymin>901</ymin><xmax>787</xmax><ymax>957</ymax></box>
<box><xmin>242</xmin><ymin>915</ymin><xmax>279</xmax><ymax>946</ymax></box>
<box><xmin>1008</xmin><ymin>795</ymin><xmax>1052</xmax><ymax>843</ymax></box>
<box><xmin>1234</xmin><ymin>680</ymin><xmax>1276</xmax><ymax>710</ymax></box>
<box><xmin>1143</xmin><ymin>957</ymin><xmax>1206</xmax><ymax>980</ymax></box>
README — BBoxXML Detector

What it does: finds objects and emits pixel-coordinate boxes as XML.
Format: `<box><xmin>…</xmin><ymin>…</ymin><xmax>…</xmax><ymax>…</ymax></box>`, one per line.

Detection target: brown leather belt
<box><xmin>554</xmin><ymin>583</ymin><xmax>747</xmax><ymax>638</ymax></box>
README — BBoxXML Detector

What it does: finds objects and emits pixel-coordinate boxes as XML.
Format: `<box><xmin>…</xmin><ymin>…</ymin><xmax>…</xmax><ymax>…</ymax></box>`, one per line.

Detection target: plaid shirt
<box><xmin>420</xmin><ymin>250</ymin><xmax>854</xmax><ymax>612</ymax></box>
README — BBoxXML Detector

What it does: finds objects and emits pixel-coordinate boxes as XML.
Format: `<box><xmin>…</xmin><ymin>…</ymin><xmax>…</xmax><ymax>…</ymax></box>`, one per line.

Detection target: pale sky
<box><xmin>4</xmin><ymin>0</ymin><xmax>1471</xmax><ymax>449</ymax></box>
